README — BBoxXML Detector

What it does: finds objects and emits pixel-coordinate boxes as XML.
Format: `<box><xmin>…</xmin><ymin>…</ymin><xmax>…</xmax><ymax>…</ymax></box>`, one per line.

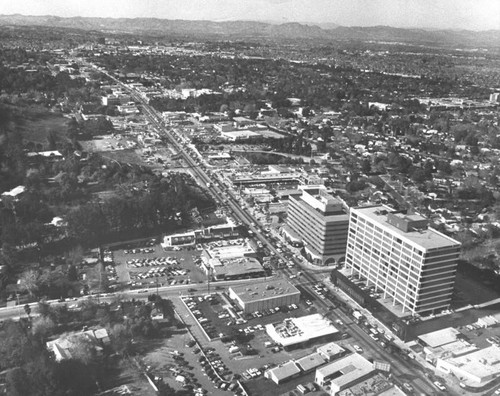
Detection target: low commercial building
<box><xmin>266</xmin><ymin>313</ymin><xmax>339</xmax><ymax>350</ymax></box>
<box><xmin>337</xmin><ymin>373</ymin><xmax>405</xmax><ymax>396</ymax></box>
<box><xmin>161</xmin><ymin>231</ymin><xmax>196</xmax><ymax>247</ymax></box>
<box><xmin>436</xmin><ymin>345</ymin><xmax>500</xmax><ymax>385</ymax></box>
<box><xmin>209</xmin><ymin>257</ymin><xmax>265</xmax><ymax>281</ymax></box>
<box><xmin>417</xmin><ymin>327</ymin><xmax>478</xmax><ymax>365</ymax></box>
<box><xmin>295</xmin><ymin>352</ymin><xmax>327</xmax><ymax>373</ymax></box>
<box><xmin>160</xmin><ymin>222</ymin><xmax>240</xmax><ymax>248</ymax></box>
<box><xmin>229</xmin><ymin>279</ymin><xmax>300</xmax><ymax>314</ymax></box>
<box><xmin>220</xmin><ymin>130</ymin><xmax>261</xmax><ymax>141</ymax></box>
<box><xmin>316</xmin><ymin>342</ymin><xmax>347</xmax><ymax>362</ymax></box>
<box><xmin>264</xmin><ymin>361</ymin><xmax>301</xmax><ymax>384</ymax></box>
<box><xmin>315</xmin><ymin>353</ymin><xmax>375</xmax><ymax>395</ymax></box>
<box><xmin>418</xmin><ymin>327</ymin><xmax>461</xmax><ymax>349</ymax></box>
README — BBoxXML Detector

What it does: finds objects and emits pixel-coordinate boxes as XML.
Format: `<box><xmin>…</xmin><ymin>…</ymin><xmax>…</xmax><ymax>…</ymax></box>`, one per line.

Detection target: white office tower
<box><xmin>345</xmin><ymin>206</ymin><xmax>461</xmax><ymax>315</ymax></box>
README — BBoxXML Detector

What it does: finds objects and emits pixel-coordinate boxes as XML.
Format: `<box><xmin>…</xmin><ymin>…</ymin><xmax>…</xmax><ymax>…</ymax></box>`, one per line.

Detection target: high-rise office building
<box><xmin>345</xmin><ymin>206</ymin><xmax>461</xmax><ymax>315</ymax></box>
<box><xmin>286</xmin><ymin>186</ymin><xmax>349</xmax><ymax>266</ymax></box>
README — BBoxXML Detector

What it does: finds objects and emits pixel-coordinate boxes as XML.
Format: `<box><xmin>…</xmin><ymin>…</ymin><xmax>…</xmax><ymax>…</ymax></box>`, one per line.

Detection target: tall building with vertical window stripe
<box><xmin>286</xmin><ymin>186</ymin><xmax>349</xmax><ymax>266</ymax></box>
<box><xmin>345</xmin><ymin>205</ymin><xmax>461</xmax><ymax>315</ymax></box>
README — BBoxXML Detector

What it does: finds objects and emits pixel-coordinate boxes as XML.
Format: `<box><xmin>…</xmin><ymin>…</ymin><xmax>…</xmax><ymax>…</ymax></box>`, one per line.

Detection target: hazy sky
<box><xmin>2</xmin><ymin>0</ymin><xmax>499</xmax><ymax>30</ymax></box>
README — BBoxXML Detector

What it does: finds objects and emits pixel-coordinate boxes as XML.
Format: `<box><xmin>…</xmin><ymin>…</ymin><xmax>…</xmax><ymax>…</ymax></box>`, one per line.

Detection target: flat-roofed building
<box><xmin>295</xmin><ymin>352</ymin><xmax>327</xmax><ymax>373</ymax></box>
<box><xmin>418</xmin><ymin>327</ymin><xmax>477</xmax><ymax>364</ymax></box>
<box><xmin>264</xmin><ymin>361</ymin><xmax>301</xmax><ymax>384</ymax></box>
<box><xmin>436</xmin><ymin>345</ymin><xmax>500</xmax><ymax>385</ymax></box>
<box><xmin>286</xmin><ymin>186</ymin><xmax>349</xmax><ymax>266</ymax></box>
<box><xmin>209</xmin><ymin>257</ymin><xmax>265</xmax><ymax>281</ymax></box>
<box><xmin>266</xmin><ymin>313</ymin><xmax>339</xmax><ymax>350</ymax></box>
<box><xmin>317</xmin><ymin>342</ymin><xmax>347</xmax><ymax>362</ymax></box>
<box><xmin>229</xmin><ymin>279</ymin><xmax>300</xmax><ymax>314</ymax></box>
<box><xmin>161</xmin><ymin>231</ymin><xmax>196</xmax><ymax>247</ymax></box>
<box><xmin>315</xmin><ymin>353</ymin><xmax>375</xmax><ymax>395</ymax></box>
<box><xmin>345</xmin><ymin>205</ymin><xmax>461</xmax><ymax>315</ymax></box>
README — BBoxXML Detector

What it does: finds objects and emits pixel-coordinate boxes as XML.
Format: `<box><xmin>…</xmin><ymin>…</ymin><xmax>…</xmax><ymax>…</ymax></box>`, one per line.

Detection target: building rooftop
<box><xmin>266</xmin><ymin>313</ymin><xmax>339</xmax><ymax>347</ymax></box>
<box><xmin>316</xmin><ymin>353</ymin><xmax>375</xmax><ymax>389</ymax></box>
<box><xmin>418</xmin><ymin>327</ymin><xmax>460</xmax><ymax>348</ymax></box>
<box><xmin>353</xmin><ymin>205</ymin><xmax>461</xmax><ymax>251</ymax></box>
<box><xmin>295</xmin><ymin>352</ymin><xmax>327</xmax><ymax>372</ymax></box>
<box><xmin>220</xmin><ymin>130</ymin><xmax>261</xmax><ymax>138</ymax></box>
<box><xmin>230</xmin><ymin>279</ymin><xmax>299</xmax><ymax>303</ymax></box>
<box><xmin>440</xmin><ymin>345</ymin><xmax>500</xmax><ymax>382</ymax></box>
<box><xmin>338</xmin><ymin>373</ymin><xmax>403</xmax><ymax>396</ymax></box>
<box><xmin>213</xmin><ymin>257</ymin><xmax>263</xmax><ymax>278</ymax></box>
<box><xmin>267</xmin><ymin>361</ymin><xmax>301</xmax><ymax>381</ymax></box>
<box><xmin>204</xmin><ymin>244</ymin><xmax>255</xmax><ymax>261</ymax></box>
<box><xmin>316</xmin><ymin>342</ymin><xmax>346</xmax><ymax>359</ymax></box>
<box><xmin>430</xmin><ymin>339</ymin><xmax>478</xmax><ymax>359</ymax></box>
<box><xmin>1</xmin><ymin>185</ymin><xmax>26</xmax><ymax>198</ymax></box>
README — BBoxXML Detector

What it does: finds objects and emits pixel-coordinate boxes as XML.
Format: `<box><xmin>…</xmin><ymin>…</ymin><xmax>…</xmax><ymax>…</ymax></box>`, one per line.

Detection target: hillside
<box><xmin>0</xmin><ymin>14</ymin><xmax>499</xmax><ymax>47</ymax></box>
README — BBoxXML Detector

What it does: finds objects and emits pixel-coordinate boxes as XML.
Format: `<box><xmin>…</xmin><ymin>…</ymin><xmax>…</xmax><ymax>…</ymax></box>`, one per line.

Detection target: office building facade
<box><xmin>286</xmin><ymin>186</ymin><xmax>349</xmax><ymax>266</ymax></box>
<box><xmin>345</xmin><ymin>206</ymin><xmax>461</xmax><ymax>315</ymax></box>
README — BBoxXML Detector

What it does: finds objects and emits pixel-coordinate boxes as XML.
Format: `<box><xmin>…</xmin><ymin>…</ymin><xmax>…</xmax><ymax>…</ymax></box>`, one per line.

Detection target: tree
<box><xmin>67</xmin><ymin>265</ymin><xmax>78</xmax><ymax>282</ymax></box>
<box><xmin>411</xmin><ymin>169</ymin><xmax>427</xmax><ymax>184</ymax></box>
<box><xmin>31</xmin><ymin>316</ymin><xmax>56</xmax><ymax>340</ymax></box>
<box><xmin>55</xmin><ymin>359</ymin><xmax>97</xmax><ymax>396</ymax></box>
<box><xmin>361</xmin><ymin>159</ymin><xmax>371</xmax><ymax>175</ymax></box>
<box><xmin>24</xmin><ymin>304</ymin><xmax>31</xmax><ymax>317</ymax></box>
<box><xmin>47</xmin><ymin>131</ymin><xmax>58</xmax><ymax>150</ymax></box>
<box><xmin>0</xmin><ymin>320</ymin><xmax>38</xmax><ymax>371</ymax></box>
<box><xmin>18</xmin><ymin>269</ymin><xmax>40</xmax><ymax>298</ymax></box>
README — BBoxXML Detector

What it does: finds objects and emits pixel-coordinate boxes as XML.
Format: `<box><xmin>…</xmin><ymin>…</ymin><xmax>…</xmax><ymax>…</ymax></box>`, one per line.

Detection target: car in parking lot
<box><xmin>353</xmin><ymin>344</ymin><xmax>363</xmax><ymax>353</ymax></box>
<box><xmin>433</xmin><ymin>381</ymin><xmax>446</xmax><ymax>391</ymax></box>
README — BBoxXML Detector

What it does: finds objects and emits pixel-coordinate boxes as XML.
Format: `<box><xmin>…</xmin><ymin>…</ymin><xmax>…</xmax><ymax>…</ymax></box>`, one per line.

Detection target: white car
<box><xmin>353</xmin><ymin>344</ymin><xmax>363</xmax><ymax>353</ymax></box>
<box><xmin>433</xmin><ymin>381</ymin><xmax>446</xmax><ymax>391</ymax></box>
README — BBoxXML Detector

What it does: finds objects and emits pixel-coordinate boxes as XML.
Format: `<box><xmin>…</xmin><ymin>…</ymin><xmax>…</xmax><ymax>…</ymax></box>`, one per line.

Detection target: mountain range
<box><xmin>0</xmin><ymin>14</ymin><xmax>499</xmax><ymax>47</ymax></box>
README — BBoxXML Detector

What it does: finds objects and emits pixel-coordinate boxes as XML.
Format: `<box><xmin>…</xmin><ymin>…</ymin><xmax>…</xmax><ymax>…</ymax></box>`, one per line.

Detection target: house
<box><xmin>46</xmin><ymin>328</ymin><xmax>110</xmax><ymax>362</ymax></box>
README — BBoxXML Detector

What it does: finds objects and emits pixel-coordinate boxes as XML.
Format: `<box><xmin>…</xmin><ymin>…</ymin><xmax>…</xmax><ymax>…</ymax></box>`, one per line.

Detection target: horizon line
<box><xmin>0</xmin><ymin>13</ymin><xmax>497</xmax><ymax>33</ymax></box>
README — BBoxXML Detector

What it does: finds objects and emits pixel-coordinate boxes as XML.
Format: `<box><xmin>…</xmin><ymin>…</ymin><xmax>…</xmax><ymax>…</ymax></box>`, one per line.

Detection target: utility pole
<box><xmin>207</xmin><ymin>266</ymin><xmax>212</xmax><ymax>294</ymax></box>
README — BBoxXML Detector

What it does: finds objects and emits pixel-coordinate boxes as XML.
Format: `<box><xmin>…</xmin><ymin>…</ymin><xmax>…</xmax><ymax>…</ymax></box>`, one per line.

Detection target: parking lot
<box><xmin>108</xmin><ymin>241</ymin><xmax>207</xmax><ymax>289</ymax></box>
<box><xmin>174</xmin><ymin>288</ymin><xmax>357</xmax><ymax>396</ymax></box>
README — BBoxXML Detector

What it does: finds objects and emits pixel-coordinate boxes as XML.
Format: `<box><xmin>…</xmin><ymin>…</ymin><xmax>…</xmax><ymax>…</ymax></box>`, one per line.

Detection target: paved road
<box><xmin>0</xmin><ymin>277</ymin><xmax>273</xmax><ymax>322</ymax></box>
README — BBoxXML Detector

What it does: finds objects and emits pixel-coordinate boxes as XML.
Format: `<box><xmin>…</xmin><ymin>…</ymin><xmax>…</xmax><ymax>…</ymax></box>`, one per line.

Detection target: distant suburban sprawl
<box><xmin>0</xmin><ymin>12</ymin><xmax>500</xmax><ymax>396</ymax></box>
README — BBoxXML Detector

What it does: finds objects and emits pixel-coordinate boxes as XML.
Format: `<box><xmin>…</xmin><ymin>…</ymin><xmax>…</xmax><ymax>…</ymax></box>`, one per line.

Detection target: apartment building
<box><xmin>345</xmin><ymin>205</ymin><xmax>461</xmax><ymax>315</ymax></box>
<box><xmin>286</xmin><ymin>186</ymin><xmax>349</xmax><ymax>266</ymax></box>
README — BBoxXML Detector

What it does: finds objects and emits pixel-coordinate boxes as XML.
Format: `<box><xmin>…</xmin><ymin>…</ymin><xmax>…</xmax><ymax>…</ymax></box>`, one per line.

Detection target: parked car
<box><xmin>433</xmin><ymin>381</ymin><xmax>446</xmax><ymax>391</ymax></box>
